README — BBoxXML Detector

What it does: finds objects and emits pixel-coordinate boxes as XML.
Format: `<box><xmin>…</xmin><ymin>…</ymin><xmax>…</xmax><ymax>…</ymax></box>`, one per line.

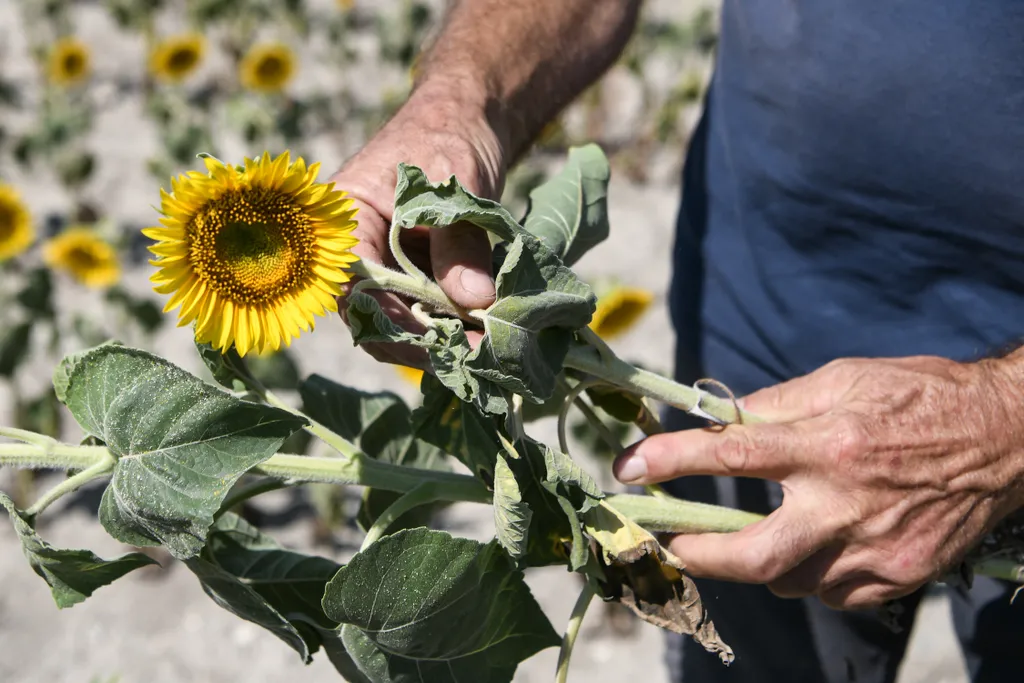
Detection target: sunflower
<box><xmin>0</xmin><ymin>184</ymin><xmax>34</xmax><ymax>262</ymax></box>
<box><xmin>150</xmin><ymin>34</ymin><xmax>206</xmax><ymax>83</ymax></box>
<box><xmin>589</xmin><ymin>286</ymin><xmax>655</xmax><ymax>340</ymax></box>
<box><xmin>47</xmin><ymin>38</ymin><xmax>91</xmax><ymax>86</ymax></box>
<box><xmin>43</xmin><ymin>227</ymin><xmax>120</xmax><ymax>288</ymax></box>
<box><xmin>144</xmin><ymin>152</ymin><xmax>359</xmax><ymax>356</ymax></box>
<box><xmin>239</xmin><ymin>43</ymin><xmax>296</xmax><ymax>93</ymax></box>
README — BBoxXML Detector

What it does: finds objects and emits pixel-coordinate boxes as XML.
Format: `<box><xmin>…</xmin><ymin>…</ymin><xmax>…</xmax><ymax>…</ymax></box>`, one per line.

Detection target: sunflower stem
<box><xmin>564</xmin><ymin>344</ymin><xmax>759</xmax><ymax>425</ymax></box>
<box><xmin>0</xmin><ymin>442</ymin><xmax>109</xmax><ymax>471</ymax></box>
<box><xmin>350</xmin><ymin>259</ymin><xmax>465</xmax><ymax>318</ymax></box>
<box><xmin>556</xmin><ymin>580</ymin><xmax>597</xmax><ymax>683</ymax></box>
<box><xmin>260</xmin><ymin>388</ymin><xmax>363</xmax><ymax>461</ymax></box>
<box><xmin>388</xmin><ymin>221</ymin><xmax>430</xmax><ymax>283</ymax></box>
<box><xmin>25</xmin><ymin>452</ymin><xmax>116</xmax><ymax>518</ymax></box>
<box><xmin>359</xmin><ymin>482</ymin><xmax>455</xmax><ymax>551</ymax></box>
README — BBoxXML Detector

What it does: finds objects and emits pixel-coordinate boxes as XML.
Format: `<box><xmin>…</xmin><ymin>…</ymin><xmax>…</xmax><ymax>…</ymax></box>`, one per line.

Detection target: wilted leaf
<box><xmin>322</xmin><ymin>528</ymin><xmax>559</xmax><ymax>681</ymax></box>
<box><xmin>583</xmin><ymin>503</ymin><xmax>734</xmax><ymax>664</ymax></box>
<box><xmin>522</xmin><ymin>144</ymin><xmax>610</xmax><ymax>266</ymax></box>
<box><xmin>196</xmin><ymin>341</ymin><xmax>252</xmax><ymax>392</ymax></box>
<box><xmin>0</xmin><ymin>492</ymin><xmax>158</xmax><ymax>609</ymax></box>
<box><xmin>492</xmin><ymin>448</ymin><xmax>531</xmax><ymax>560</ymax></box>
<box><xmin>187</xmin><ymin>513</ymin><xmax>342</xmax><ymax>663</ymax></box>
<box><xmin>56</xmin><ymin>344</ymin><xmax>306</xmax><ymax>558</ymax></box>
<box><xmin>542</xmin><ymin>444</ymin><xmax>604</xmax><ymax>513</ymax></box>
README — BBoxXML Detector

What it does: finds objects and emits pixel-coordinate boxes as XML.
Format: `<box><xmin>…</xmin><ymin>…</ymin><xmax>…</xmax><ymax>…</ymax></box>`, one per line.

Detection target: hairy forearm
<box><xmin>415</xmin><ymin>0</ymin><xmax>642</xmax><ymax>160</ymax></box>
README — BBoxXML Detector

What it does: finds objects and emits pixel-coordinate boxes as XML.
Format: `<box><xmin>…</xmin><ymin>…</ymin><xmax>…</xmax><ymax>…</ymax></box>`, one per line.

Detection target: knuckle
<box><xmin>714</xmin><ymin>432</ymin><xmax>755</xmax><ymax>474</ymax></box>
<box><xmin>828</xmin><ymin>415</ymin><xmax>870</xmax><ymax>466</ymax></box>
<box><xmin>740</xmin><ymin>545</ymin><xmax>784</xmax><ymax>583</ymax></box>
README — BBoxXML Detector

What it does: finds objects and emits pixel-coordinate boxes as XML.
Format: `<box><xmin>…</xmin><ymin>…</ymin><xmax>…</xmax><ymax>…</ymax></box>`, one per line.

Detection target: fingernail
<box><xmin>615</xmin><ymin>453</ymin><xmax>647</xmax><ymax>483</ymax></box>
<box><xmin>459</xmin><ymin>267</ymin><xmax>495</xmax><ymax>302</ymax></box>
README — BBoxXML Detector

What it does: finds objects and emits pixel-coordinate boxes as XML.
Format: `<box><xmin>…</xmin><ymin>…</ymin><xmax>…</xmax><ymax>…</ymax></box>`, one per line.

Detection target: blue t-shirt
<box><xmin>672</xmin><ymin>1</ymin><xmax>1024</xmax><ymax>394</ymax></box>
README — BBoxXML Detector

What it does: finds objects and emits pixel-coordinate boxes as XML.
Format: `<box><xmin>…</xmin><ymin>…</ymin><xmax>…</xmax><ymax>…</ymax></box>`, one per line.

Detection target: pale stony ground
<box><xmin>0</xmin><ymin>0</ymin><xmax>971</xmax><ymax>681</ymax></box>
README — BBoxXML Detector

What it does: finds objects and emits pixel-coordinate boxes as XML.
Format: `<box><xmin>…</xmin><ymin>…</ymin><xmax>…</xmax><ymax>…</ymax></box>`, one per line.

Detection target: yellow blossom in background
<box><xmin>150</xmin><ymin>34</ymin><xmax>206</xmax><ymax>83</ymax></box>
<box><xmin>240</xmin><ymin>43</ymin><xmax>297</xmax><ymax>93</ymax></box>
<box><xmin>336</xmin><ymin>0</ymin><xmax>355</xmax><ymax>9</ymax></box>
<box><xmin>43</xmin><ymin>227</ymin><xmax>121</xmax><ymax>288</ymax></box>
<box><xmin>0</xmin><ymin>184</ymin><xmax>34</xmax><ymax>261</ymax></box>
<box><xmin>589</xmin><ymin>286</ymin><xmax>655</xmax><ymax>340</ymax></box>
<box><xmin>144</xmin><ymin>151</ymin><xmax>359</xmax><ymax>356</ymax></box>
<box><xmin>47</xmin><ymin>38</ymin><xmax>91</xmax><ymax>86</ymax></box>
<box><xmin>395</xmin><ymin>365</ymin><xmax>424</xmax><ymax>386</ymax></box>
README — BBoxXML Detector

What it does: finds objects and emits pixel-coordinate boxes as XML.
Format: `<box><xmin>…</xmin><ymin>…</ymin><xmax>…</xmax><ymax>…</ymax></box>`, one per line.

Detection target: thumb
<box><xmin>430</xmin><ymin>222</ymin><xmax>496</xmax><ymax>310</ymax></box>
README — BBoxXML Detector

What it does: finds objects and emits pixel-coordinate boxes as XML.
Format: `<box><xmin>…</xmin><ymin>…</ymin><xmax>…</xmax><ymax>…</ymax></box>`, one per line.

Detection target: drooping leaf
<box><xmin>300</xmin><ymin>375</ymin><xmax>449</xmax><ymax>532</ymax></box>
<box><xmin>492</xmin><ymin>448</ymin><xmax>531</xmax><ymax>560</ymax></box>
<box><xmin>392</xmin><ymin>164</ymin><xmax>523</xmax><ymax>242</ymax></box>
<box><xmin>56</xmin><ymin>344</ymin><xmax>306</xmax><ymax>558</ymax></box>
<box><xmin>425</xmin><ymin>316</ymin><xmax>507</xmax><ymax>415</ymax></box>
<box><xmin>542</xmin><ymin>444</ymin><xmax>604</xmax><ymax>513</ymax></box>
<box><xmin>345</xmin><ymin>290</ymin><xmax>428</xmax><ymax>347</ymax></box>
<box><xmin>0</xmin><ymin>321</ymin><xmax>32</xmax><ymax>378</ymax></box>
<box><xmin>468</xmin><ymin>234</ymin><xmax>595</xmax><ymax>402</ymax></box>
<box><xmin>322</xmin><ymin>528</ymin><xmax>559</xmax><ymax>682</ymax></box>
<box><xmin>522</xmin><ymin>144</ymin><xmax>610</xmax><ymax>266</ymax></box>
<box><xmin>583</xmin><ymin>503</ymin><xmax>734</xmax><ymax>664</ymax></box>
<box><xmin>187</xmin><ymin>513</ymin><xmax>343</xmax><ymax>663</ymax></box>
<box><xmin>0</xmin><ymin>492</ymin><xmax>158</xmax><ymax>609</ymax></box>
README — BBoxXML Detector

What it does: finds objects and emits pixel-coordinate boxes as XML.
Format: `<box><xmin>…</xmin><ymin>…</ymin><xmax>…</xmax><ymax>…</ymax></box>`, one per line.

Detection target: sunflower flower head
<box><xmin>150</xmin><ymin>34</ymin><xmax>206</xmax><ymax>83</ymax></box>
<box><xmin>43</xmin><ymin>227</ymin><xmax>120</xmax><ymax>288</ymax></box>
<box><xmin>144</xmin><ymin>151</ymin><xmax>359</xmax><ymax>356</ymax></box>
<box><xmin>47</xmin><ymin>38</ymin><xmax>91</xmax><ymax>86</ymax></box>
<box><xmin>240</xmin><ymin>43</ymin><xmax>296</xmax><ymax>93</ymax></box>
<box><xmin>0</xmin><ymin>184</ymin><xmax>34</xmax><ymax>262</ymax></box>
<box><xmin>589</xmin><ymin>286</ymin><xmax>655</xmax><ymax>340</ymax></box>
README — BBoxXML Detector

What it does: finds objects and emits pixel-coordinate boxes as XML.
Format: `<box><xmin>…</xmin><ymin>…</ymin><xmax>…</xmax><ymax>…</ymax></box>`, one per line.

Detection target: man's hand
<box><xmin>613</xmin><ymin>355</ymin><xmax>1024</xmax><ymax>610</ymax></box>
<box><xmin>329</xmin><ymin>80</ymin><xmax>506</xmax><ymax>367</ymax></box>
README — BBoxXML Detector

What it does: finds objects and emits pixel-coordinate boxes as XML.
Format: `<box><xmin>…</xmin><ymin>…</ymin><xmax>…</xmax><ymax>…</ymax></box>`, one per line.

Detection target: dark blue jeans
<box><xmin>660</xmin><ymin>409</ymin><xmax>1024</xmax><ymax>683</ymax></box>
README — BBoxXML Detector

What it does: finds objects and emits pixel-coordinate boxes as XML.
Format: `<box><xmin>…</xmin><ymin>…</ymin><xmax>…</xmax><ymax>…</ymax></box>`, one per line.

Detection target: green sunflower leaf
<box><xmin>393</xmin><ymin>164</ymin><xmax>523</xmax><ymax>242</ymax></box>
<box><xmin>467</xmin><ymin>234</ymin><xmax>595</xmax><ymax>402</ymax></box>
<box><xmin>55</xmin><ymin>344</ymin><xmax>306</xmax><ymax>559</ymax></box>
<box><xmin>522</xmin><ymin>144</ymin><xmax>611</xmax><ymax>266</ymax></box>
<box><xmin>187</xmin><ymin>513</ymin><xmax>343</xmax><ymax>664</ymax></box>
<box><xmin>410</xmin><ymin>374</ymin><xmax>504</xmax><ymax>481</ymax></box>
<box><xmin>0</xmin><ymin>492</ymin><xmax>158</xmax><ymax>609</ymax></box>
<box><xmin>322</xmin><ymin>528</ymin><xmax>560</xmax><ymax>682</ymax></box>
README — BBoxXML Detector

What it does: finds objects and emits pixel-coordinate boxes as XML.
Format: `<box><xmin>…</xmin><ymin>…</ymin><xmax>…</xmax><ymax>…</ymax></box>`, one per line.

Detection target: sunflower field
<box><xmin>6</xmin><ymin>2</ymin><xmax>1016</xmax><ymax>683</ymax></box>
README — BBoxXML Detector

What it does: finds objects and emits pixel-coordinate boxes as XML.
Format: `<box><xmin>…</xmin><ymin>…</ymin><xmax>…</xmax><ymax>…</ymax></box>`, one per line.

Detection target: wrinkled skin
<box><xmin>614</xmin><ymin>355</ymin><xmax>1024</xmax><ymax>610</ymax></box>
<box><xmin>329</xmin><ymin>80</ymin><xmax>506</xmax><ymax>367</ymax></box>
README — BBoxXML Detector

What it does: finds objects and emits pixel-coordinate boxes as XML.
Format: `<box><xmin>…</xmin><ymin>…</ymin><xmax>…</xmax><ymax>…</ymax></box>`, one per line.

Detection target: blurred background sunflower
<box><xmin>42</xmin><ymin>226</ymin><xmax>120</xmax><ymax>288</ymax></box>
<box><xmin>149</xmin><ymin>33</ymin><xmax>206</xmax><ymax>84</ymax></box>
<box><xmin>0</xmin><ymin>184</ymin><xmax>34</xmax><ymax>261</ymax></box>
<box><xmin>239</xmin><ymin>42</ymin><xmax>297</xmax><ymax>93</ymax></box>
<box><xmin>46</xmin><ymin>37</ymin><xmax>90</xmax><ymax>86</ymax></box>
<box><xmin>589</xmin><ymin>285</ymin><xmax>655</xmax><ymax>340</ymax></box>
